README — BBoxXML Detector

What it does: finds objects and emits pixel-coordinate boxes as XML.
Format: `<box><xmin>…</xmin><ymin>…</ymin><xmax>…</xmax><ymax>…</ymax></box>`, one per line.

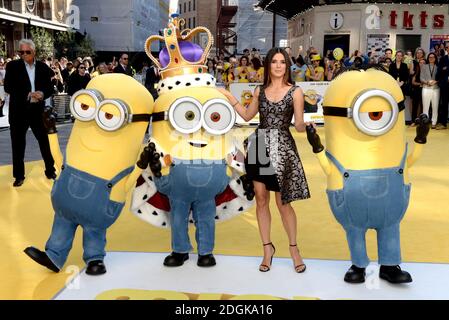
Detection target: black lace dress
<box><xmin>244</xmin><ymin>86</ymin><xmax>311</xmax><ymax>204</ymax></box>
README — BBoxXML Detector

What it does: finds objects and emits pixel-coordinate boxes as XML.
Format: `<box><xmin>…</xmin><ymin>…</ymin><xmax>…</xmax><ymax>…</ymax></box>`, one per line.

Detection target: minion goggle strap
<box><xmin>322</xmin><ymin>89</ymin><xmax>405</xmax><ymax>136</ymax></box>
<box><xmin>70</xmin><ymin>89</ymin><xmax>151</xmax><ymax>132</ymax></box>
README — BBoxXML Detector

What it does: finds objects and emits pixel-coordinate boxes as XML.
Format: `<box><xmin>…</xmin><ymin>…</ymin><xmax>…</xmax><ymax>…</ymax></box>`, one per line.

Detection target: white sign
<box><xmin>296</xmin><ymin>81</ymin><xmax>329</xmax><ymax>124</ymax></box>
<box><xmin>330</xmin><ymin>12</ymin><xmax>344</xmax><ymax>30</ymax></box>
<box><xmin>230</xmin><ymin>83</ymin><xmax>262</xmax><ymax>126</ymax></box>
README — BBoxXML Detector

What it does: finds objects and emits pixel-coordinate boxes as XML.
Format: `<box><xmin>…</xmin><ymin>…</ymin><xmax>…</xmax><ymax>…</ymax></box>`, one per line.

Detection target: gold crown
<box><xmin>145</xmin><ymin>15</ymin><xmax>213</xmax><ymax>80</ymax></box>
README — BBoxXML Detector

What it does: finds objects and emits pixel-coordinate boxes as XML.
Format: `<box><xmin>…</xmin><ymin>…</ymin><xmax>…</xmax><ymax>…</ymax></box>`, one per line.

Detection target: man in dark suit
<box><xmin>4</xmin><ymin>39</ymin><xmax>56</xmax><ymax>187</ymax></box>
<box><xmin>145</xmin><ymin>62</ymin><xmax>160</xmax><ymax>100</ymax></box>
<box><xmin>113</xmin><ymin>53</ymin><xmax>133</xmax><ymax>76</ymax></box>
<box><xmin>437</xmin><ymin>45</ymin><xmax>449</xmax><ymax>130</ymax></box>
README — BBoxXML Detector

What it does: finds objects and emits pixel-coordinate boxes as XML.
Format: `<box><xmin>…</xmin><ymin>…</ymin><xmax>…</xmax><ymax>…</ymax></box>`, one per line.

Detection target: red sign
<box><xmin>390</xmin><ymin>10</ymin><xmax>445</xmax><ymax>29</ymax></box>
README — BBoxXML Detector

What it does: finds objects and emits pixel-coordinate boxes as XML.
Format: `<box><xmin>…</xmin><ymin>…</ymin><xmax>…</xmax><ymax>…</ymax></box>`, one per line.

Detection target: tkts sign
<box><xmin>390</xmin><ymin>11</ymin><xmax>445</xmax><ymax>29</ymax></box>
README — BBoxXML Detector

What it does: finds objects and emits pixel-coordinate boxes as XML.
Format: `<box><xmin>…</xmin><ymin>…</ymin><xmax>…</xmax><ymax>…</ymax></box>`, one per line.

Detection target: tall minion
<box><xmin>306</xmin><ymin>69</ymin><xmax>430</xmax><ymax>284</ymax></box>
<box><xmin>24</xmin><ymin>74</ymin><xmax>154</xmax><ymax>275</ymax></box>
<box><xmin>131</xmin><ymin>9</ymin><xmax>254</xmax><ymax>268</ymax></box>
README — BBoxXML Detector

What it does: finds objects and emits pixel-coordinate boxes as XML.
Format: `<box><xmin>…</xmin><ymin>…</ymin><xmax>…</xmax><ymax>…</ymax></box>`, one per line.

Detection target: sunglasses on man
<box><xmin>18</xmin><ymin>50</ymin><xmax>32</xmax><ymax>55</ymax></box>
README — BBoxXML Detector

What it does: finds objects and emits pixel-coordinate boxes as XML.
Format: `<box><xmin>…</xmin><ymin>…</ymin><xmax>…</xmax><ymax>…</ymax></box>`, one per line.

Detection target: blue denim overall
<box><xmin>154</xmin><ymin>159</ymin><xmax>229</xmax><ymax>256</ymax></box>
<box><xmin>45</xmin><ymin>162</ymin><xmax>134</xmax><ymax>269</ymax></box>
<box><xmin>326</xmin><ymin>145</ymin><xmax>411</xmax><ymax>268</ymax></box>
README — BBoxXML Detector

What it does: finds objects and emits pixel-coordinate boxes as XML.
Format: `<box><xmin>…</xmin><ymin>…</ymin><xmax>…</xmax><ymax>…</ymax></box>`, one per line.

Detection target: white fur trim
<box><xmin>157</xmin><ymin>73</ymin><xmax>217</xmax><ymax>96</ymax></box>
<box><xmin>131</xmin><ymin>169</ymin><xmax>254</xmax><ymax>229</ymax></box>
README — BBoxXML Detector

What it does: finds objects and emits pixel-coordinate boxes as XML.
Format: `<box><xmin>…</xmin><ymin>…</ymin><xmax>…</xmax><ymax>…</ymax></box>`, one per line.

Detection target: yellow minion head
<box><xmin>67</xmin><ymin>74</ymin><xmax>154</xmax><ymax>176</ymax></box>
<box><xmin>145</xmin><ymin>13</ymin><xmax>236</xmax><ymax>161</ymax></box>
<box><xmin>322</xmin><ymin>69</ymin><xmax>406</xmax><ymax>169</ymax></box>
<box><xmin>151</xmin><ymin>87</ymin><xmax>235</xmax><ymax>161</ymax></box>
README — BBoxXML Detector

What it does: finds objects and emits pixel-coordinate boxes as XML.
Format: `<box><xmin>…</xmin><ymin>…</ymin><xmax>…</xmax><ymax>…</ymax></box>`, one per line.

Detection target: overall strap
<box><xmin>325</xmin><ymin>151</ymin><xmax>347</xmax><ymax>175</ymax></box>
<box><xmin>399</xmin><ymin>143</ymin><xmax>409</xmax><ymax>169</ymax></box>
<box><xmin>108</xmin><ymin>166</ymin><xmax>135</xmax><ymax>187</ymax></box>
<box><xmin>61</xmin><ymin>153</ymin><xmax>68</xmax><ymax>170</ymax></box>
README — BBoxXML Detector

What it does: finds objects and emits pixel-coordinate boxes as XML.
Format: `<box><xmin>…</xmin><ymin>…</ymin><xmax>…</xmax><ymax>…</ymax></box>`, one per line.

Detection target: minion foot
<box><xmin>344</xmin><ymin>265</ymin><xmax>366</xmax><ymax>284</ymax></box>
<box><xmin>379</xmin><ymin>265</ymin><xmax>412</xmax><ymax>284</ymax></box>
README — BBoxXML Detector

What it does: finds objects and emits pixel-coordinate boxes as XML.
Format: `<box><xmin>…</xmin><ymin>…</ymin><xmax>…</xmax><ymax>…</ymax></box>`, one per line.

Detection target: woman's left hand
<box><xmin>305</xmin><ymin>121</ymin><xmax>316</xmax><ymax>128</ymax></box>
<box><xmin>217</xmin><ymin>87</ymin><xmax>232</xmax><ymax>99</ymax></box>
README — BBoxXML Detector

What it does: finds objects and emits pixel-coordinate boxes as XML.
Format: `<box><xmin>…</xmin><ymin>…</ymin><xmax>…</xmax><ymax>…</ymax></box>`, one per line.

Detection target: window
<box><xmin>279</xmin><ymin>39</ymin><xmax>289</xmax><ymax>48</ymax></box>
<box><xmin>193</xmin><ymin>0</ymin><xmax>196</xmax><ymax>11</ymax></box>
<box><xmin>184</xmin><ymin>2</ymin><xmax>186</xmax><ymax>13</ymax></box>
<box><xmin>189</xmin><ymin>1</ymin><xmax>191</xmax><ymax>12</ymax></box>
<box><xmin>193</xmin><ymin>17</ymin><xmax>196</xmax><ymax>28</ymax></box>
<box><xmin>179</xmin><ymin>4</ymin><xmax>181</xmax><ymax>14</ymax></box>
<box><xmin>2</xmin><ymin>0</ymin><xmax>23</xmax><ymax>12</ymax></box>
<box><xmin>188</xmin><ymin>18</ymin><xmax>191</xmax><ymax>29</ymax></box>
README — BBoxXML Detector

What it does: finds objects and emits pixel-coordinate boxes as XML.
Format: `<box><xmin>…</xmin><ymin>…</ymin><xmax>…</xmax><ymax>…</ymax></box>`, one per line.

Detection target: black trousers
<box><xmin>438</xmin><ymin>85</ymin><xmax>449</xmax><ymax>126</ymax></box>
<box><xmin>9</xmin><ymin>105</ymin><xmax>55</xmax><ymax>179</ymax></box>
<box><xmin>411</xmin><ymin>86</ymin><xmax>422</xmax><ymax>122</ymax></box>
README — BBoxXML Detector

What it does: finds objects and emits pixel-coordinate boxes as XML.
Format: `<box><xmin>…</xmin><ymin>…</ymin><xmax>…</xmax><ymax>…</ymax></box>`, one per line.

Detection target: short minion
<box><xmin>132</xmin><ymin>13</ymin><xmax>254</xmax><ymax>267</ymax></box>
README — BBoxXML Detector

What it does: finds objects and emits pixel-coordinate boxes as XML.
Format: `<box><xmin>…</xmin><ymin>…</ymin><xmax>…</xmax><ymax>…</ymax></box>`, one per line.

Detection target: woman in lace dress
<box><xmin>218</xmin><ymin>47</ymin><xmax>312</xmax><ymax>273</ymax></box>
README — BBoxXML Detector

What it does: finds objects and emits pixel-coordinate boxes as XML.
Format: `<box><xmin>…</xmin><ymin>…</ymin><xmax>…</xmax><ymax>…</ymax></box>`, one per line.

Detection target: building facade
<box><xmin>73</xmin><ymin>0</ymin><xmax>169</xmax><ymax>53</ymax></box>
<box><xmin>235</xmin><ymin>0</ymin><xmax>287</xmax><ymax>55</ymax></box>
<box><xmin>178</xmin><ymin>0</ymin><xmax>217</xmax><ymax>54</ymax></box>
<box><xmin>0</xmin><ymin>0</ymin><xmax>73</xmax><ymax>57</ymax></box>
<box><xmin>287</xmin><ymin>3</ymin><xmax>449</xmax><ymax>58</ymax></box>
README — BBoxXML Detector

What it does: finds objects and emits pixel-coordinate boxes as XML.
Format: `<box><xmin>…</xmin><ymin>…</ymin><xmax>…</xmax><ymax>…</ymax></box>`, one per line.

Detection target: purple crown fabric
<box><xmin>159</xmin><ymin>41</ymin><xmax>204</xmax><ymax>68</ymax></box>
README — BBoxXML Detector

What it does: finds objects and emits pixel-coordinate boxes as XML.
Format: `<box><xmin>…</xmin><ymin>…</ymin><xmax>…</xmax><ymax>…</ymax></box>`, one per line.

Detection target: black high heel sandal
<box><xmin>259</xmin><ymin>242</ymin><xmax>276</xmax><ymax>272</ymax></box>
<box><xmin>290</xmin><ymin>244</ymin><xmax>306</xmax><ymax>273</ymax></box>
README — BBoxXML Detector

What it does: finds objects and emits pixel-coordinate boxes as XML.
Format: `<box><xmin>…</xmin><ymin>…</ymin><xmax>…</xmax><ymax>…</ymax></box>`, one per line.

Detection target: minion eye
<box><xmin>352</xmin><ymin>90</ymin><xmax>399</xmax><ymax>136</ymax></box>
<box><xmin>169</xmin><ymin>97</ymin><xmax>202</xmax><ymax>134</ymax></box>
<box><xmin>202</xmin><ymin>99</ymin><xmax>236</xmax><ymax>135</ymax></box>
<box><xmin>369</xmin><ymin>112</ymin><xmax>383</xmax><ymax>121</ymax></box>
<box><xmin>185</xmin><ymin>111</ymin><xmax>196</xmax><ymax>121</ymax></box>
<box><xmin>72</xmin><ymin>100</ymin><xmax>96</xmax><ymax>120</ymax></box>
<box><xmin>210</xmin><ymin>112</ymin><xmax>221</xmax><ymax>122</ymax></box>
<box><xmin>96</xmin><ymin>100</ymin><xmax>126</xmax><ymax>131</ymax></box>
<box><xmin>70</xmin><ymin>89</ymin><xmax>103</xmax><ymax>121</ymax></box>
<box><xmin>359</xmin><ymin>110</ymin><xmax>393</xmax><ymax>130</ymax></box>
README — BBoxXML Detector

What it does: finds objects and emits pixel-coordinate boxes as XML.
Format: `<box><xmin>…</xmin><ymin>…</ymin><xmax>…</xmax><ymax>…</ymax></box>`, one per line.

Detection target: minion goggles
<box><xmin>323</xmin><ymin>89</ymin><xmax>405</xmax><ymax>136</ymax></box>
<box><xmin>70</xmin><ymin>89</ymin><xmax>151</xmax><ymax>132</ymax></box>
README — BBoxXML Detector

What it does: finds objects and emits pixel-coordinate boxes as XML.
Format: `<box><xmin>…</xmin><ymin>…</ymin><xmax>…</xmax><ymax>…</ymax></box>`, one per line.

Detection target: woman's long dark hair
<box><xmin>263</xmin><ymin>47</ymin><xmax>293</xmax><ymax>88</ymax></box>
<box><xmin>251</xmin><ymin>57</ymin><xmax>262</xmax><ymax>71</ymax></box>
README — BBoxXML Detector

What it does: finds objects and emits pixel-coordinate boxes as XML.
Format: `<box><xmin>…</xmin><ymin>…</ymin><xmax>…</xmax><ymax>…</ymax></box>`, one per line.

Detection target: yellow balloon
<box><xmin>333</xmin><ymin>48</ymin><xmax>344</xmax><ymax>61</ymax></box>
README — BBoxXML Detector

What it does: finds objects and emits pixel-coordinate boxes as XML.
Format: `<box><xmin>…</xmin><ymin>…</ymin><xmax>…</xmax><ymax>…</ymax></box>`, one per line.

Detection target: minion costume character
<box><xmin>24</xmin><ymin>74</ymin><xmax>154</xmax><ymax>275</ymax></box>
<box><xmin>131</xmin><ymin>11</ymin><xmax>255</xmax><ymax>268</ymax></box>
<box><xmin>306</xmin><ymin>69</ymin><xmax>430</xmax><ymax>284</ymax></box>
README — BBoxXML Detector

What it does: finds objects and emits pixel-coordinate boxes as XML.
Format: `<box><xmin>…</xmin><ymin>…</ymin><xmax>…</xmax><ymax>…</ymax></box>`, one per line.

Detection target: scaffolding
<box><xmin>216</xmin><ymin>0</ymin><xmax>238</xmax><ymax>55</ymax></box>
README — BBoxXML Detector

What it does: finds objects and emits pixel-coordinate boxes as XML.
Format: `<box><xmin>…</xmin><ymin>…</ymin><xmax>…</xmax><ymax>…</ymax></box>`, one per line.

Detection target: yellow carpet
<box><xmin>0</xmin><ymin>127</ymin><xmax>448</xmax><ymax>300</ymax></box>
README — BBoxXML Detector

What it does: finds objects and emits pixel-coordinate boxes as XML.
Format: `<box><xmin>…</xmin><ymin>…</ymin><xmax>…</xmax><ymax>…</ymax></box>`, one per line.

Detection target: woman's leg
<box><xmin>431</xmin><ymin>88</ymin><xmax>440</xmax><ymax>126</ymax></box>
<box><xmin>275</xmin><ymin>193</ymin><xmax>306</xmax><ymax>272</ymax></box>
<box><xmin>254</xmin><ymin>181</ymin><xmax>274</xmax><ymax>270</ymax></box>
<box><xmin>422</xmin><ymin>87</ymin><xmax>431</xmax><ymax>119</ymax></box>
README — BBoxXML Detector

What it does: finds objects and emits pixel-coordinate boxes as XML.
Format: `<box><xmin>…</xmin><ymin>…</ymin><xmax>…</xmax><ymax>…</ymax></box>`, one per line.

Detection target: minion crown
<box><xmin>145</xmin><ymin>14</ymin><xmax>213</xmax><ymax>80</ymax></box>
